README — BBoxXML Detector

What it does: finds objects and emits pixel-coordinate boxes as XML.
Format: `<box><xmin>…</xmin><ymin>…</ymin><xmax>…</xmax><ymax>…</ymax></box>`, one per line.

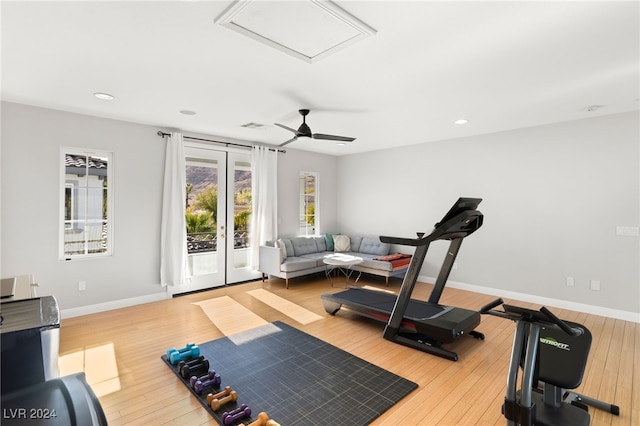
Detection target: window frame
<box><xmin>299</xmin><ymin>171</ymin><xmax>319</xmax><ymax>236</ymax></box>
<box><xmin>59</xmin><ymin>147</ymin><xmax>113</xmax><ymax>260</ymax></box>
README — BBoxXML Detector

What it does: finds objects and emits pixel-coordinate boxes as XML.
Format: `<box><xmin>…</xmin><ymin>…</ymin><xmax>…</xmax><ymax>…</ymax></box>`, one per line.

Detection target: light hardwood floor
<box><xmin>58</xmin><ymin>275</ymin><xmax>639</xmax><ymax>425</ymax></box>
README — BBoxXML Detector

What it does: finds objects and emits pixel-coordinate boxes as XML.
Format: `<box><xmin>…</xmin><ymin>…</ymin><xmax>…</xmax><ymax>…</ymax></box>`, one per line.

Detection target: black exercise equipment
<box><xmin>480</xmin><ymin>298</ymin><xmax>620</xmax><ymax>426</ymax></box>
<box><xmin>321</xmin><ymin>197</ymin><xmax>485</xmax><ymax>361</ymax></box>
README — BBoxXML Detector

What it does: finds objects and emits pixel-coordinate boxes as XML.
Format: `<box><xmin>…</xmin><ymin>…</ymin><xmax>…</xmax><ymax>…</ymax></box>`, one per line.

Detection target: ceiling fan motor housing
<box><xmin>275</xmin><ymin>108</ymin><xmax>355</xmax><ymax>146</ymax></box>
<box><xmin>297</xmin><ymin>109</ymin><xmax>311</xmax><ymax>136</ymax></box>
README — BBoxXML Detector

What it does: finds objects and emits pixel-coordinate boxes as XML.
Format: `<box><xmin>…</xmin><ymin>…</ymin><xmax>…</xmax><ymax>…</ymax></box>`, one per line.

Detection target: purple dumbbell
<box><xmin>190</xmin><ymin>370</ymin><xmax>221</xmax><ymax>394</ymax></box>
<box><xmin>222</xmin><ymin>404</ymin><xmax>251</xmax><ymax>426</ymax></box>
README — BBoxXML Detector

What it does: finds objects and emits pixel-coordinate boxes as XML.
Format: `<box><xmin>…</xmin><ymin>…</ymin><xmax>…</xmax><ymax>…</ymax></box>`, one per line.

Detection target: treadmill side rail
<box><xmin>383</xmin><ymin>327</ymin><xmax>459</xmax><ymax>361</ymax></box>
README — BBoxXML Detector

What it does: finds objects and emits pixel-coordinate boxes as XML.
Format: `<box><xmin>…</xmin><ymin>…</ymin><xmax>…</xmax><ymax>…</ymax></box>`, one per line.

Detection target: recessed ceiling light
<box><xmin>179</xmin><ymin>110</ymin><xmax>197</xmax><ymax>115</ymax></box>
<box><xmin>336</xmin><ymin>143</ymin><xmax>346</xmax><ymax>146</ymax></box>
<box><xmin>454</xmin><ymin>119</ymin><xmax>469</xmax><ymax>125</ymax></box>
<box><xmin>94</xmin><ymin>92</ymin><xmax>114</xmax><ymax>100</ymax></box>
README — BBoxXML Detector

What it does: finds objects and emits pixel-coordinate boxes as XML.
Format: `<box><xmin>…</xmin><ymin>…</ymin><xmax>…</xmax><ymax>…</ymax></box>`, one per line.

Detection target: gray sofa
<box><xmin>259</xmin><ymin>234</ymin><xmax>410</xmax><ymax>288</ymax></box>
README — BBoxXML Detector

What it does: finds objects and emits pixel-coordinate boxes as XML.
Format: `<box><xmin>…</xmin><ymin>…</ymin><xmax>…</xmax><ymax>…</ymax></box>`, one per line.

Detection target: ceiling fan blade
<box><xmin>279</xmin><ymin>136</ymin><xmax>298</xmax><ymax>147</ymax></box>
<box><xmin>274</xmin><ymin>123</ymin><xmax>299</xmax><ymax>134</ymax></box>
<box><xmin>312</xmin><ymin>133</ymin><xmax>356</xmax><ymax>142</ymax></box>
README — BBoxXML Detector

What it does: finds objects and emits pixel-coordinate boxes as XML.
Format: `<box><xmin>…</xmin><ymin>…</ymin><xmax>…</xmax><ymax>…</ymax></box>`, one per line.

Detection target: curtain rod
<box><xmin>156</xmin><ymin>131</ymin><xmax>285</xmax><ymax>153</ymax></box>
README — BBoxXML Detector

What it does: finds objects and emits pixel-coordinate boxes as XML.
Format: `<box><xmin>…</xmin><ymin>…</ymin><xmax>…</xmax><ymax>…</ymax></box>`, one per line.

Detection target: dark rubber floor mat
<box><xmin>161</xmin><ymin>321</ymin><xmax>418</xmax><ymax>425</ymax></box>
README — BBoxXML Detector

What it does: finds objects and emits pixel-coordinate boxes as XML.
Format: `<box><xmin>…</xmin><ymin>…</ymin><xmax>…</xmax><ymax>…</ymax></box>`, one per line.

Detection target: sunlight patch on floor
<box><xmin>193</xmin><ymin>296</ymin><xmax>268</xmax><ymax>338</ymax></box>
<box><xmin>246</xmin><ymin>288</ymin><xmax>322</xmax><ymax>324</ymax></box>
<box><xmin>58</xmin><ymin>342</ymin><xmax>121</xmax><ymax>397</ymax></box>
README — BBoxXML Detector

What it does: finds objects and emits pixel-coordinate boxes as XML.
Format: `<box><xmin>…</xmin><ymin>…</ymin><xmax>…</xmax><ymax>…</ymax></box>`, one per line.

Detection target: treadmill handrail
<box><xmin>381</xmin><ymin>209</ymin><xmax>483</xmax><ymax>246</ymax></box>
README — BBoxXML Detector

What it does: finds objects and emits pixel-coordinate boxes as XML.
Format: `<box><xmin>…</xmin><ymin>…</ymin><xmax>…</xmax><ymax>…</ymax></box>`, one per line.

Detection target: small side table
<box><xmin>323</xmin><ymin>254</ymin><xmax>363</xmax><ymax>288</ymax></box>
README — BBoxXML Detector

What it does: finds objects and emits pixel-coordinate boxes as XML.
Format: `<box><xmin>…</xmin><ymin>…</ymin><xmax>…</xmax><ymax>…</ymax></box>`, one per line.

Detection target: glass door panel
<box><xmin>172</xmin><ymin>147</ymin><xmax>226</xmax><ymax>295</ymax></box>
<box><xmin>226</xmin><ymin>152</ymin><xmax>261</xmax><ymax>283</ymax></box>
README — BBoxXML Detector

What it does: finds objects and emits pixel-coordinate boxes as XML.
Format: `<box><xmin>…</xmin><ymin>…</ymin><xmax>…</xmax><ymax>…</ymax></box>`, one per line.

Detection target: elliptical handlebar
<box><xmin>540</xmin><ymin>306</ymin><xmax>583</xmax><ymax>337</ymax></box>
<box><xmin>480</xmin><ymin>298</ymin><xmax>504</xmax><ymax>314</ymax></box>
<box><xmin>480</xmin><ymin>298</ymin><xmax>583</xmax><ymax>337</ymax></box>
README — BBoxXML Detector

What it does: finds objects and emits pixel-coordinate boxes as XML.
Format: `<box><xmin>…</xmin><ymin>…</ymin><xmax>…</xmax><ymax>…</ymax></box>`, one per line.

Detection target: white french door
<box><xmin>171</xmin><ymin>146</ymin><xmax>260</xmax><ymax>296</ymax></box>
<box><xmin>226</xmin><ymin>151</ymin><xmax>261</xmax><ymax>283</ymax></box>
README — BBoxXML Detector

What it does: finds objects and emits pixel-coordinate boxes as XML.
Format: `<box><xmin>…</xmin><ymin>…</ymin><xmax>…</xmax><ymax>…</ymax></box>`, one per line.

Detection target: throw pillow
<box><xmin>333</xmin><ymin>234</ymin><xmax>351</xmax><ymax>252</ymax></box>
<box><xmin>325</xmin><ymin>232</ymin><xmax>340</xmax><ymax>251</ymax></box>
<box><xmin>277</xmin><ymin>239</ymin><xmax>287</xmax><ymax>263</ymax></box>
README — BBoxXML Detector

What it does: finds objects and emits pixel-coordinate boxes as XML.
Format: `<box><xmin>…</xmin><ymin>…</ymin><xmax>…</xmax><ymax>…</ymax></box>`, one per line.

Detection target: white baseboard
<box><xmin>419</xmin><ymin>275</ymin><xmax>640</xmax><ymax>323</ymax></box>
<box><xmin>60</xmin><ymin>292</ymin><xmax>169</xmax><ymax>319</ymax></box>
<box><xmin>59</xmin><ymin>278</ymin><xmax>640</xmax><ymax>323</ymax></box>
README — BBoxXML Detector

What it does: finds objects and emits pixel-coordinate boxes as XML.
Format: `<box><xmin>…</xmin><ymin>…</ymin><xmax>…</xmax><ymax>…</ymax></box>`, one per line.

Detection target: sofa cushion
<box><xmin>333</xmin><ymin>235</ymin><xmax>351</xmax><ymax>252</ymax></box>
<box><xmin>277</xmin><ymin>239</ymin><xmax>287</xmax><ymax>262</ymax></box>
<box><xmin>314</xmin><ymin>236</ymin><xmax>327</xmax><ymax>252</ymax></box>
<box><xmin>290</xmin><ymin>237</ymin><xmax>319</xmax><ymax>256</ymax></box>
<box><xmin>373</xmin><ymin>253</ymin><xmax>412</xmax><ymax>270</ymax></box>
<box><xmin>280</xmin><ymin>257</ymin><xmax>318</xmax><ymax>272</ymax></box>
<box><xmin>358</xmin><ymin>258</ymin><xmax>395</xmax><ymax>272</ymax></box>
<box><xmin>300</xmin><ymin>252</ymin><xmax>329</xmax><ymax>267</ymax></box>
<box><xmin>279</xmin><ymin>238</ymin><xmax>294</xmax><ymax>257</ymax></box>
<box><xmin>325</xmin><ymin>233</ymin><xmax>339</xmax><ymax>251</ymax></box>
<box><xmin>359</xmin><ymin>236</ymin><xmax>390</xmax><ymax>256</ymax></box>
<box><xmin>349</xmin><ymin>235</ymin><xmax>363</xmax><ymax>252</ymax></box>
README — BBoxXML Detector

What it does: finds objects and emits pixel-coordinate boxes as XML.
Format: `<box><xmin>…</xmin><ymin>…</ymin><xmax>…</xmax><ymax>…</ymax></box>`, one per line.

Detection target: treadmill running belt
<box><xmin>328</xmin><ymin>288</ymin><xmax>447</xmax><ymax>320</ymax></box>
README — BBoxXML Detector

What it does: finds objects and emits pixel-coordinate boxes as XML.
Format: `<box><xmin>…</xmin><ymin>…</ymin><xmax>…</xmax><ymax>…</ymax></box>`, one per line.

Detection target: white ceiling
<box><xmin>2</xmin><ymin>1</ymin><xmax>639</xmax><ymax>156</ymax></box>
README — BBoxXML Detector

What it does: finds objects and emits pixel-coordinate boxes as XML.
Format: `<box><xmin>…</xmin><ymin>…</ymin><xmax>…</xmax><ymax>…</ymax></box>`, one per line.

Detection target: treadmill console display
<box><xmin>434</xmin><ymin>197</ymin><xmax>482</xmax><ymax>228</ymax></box>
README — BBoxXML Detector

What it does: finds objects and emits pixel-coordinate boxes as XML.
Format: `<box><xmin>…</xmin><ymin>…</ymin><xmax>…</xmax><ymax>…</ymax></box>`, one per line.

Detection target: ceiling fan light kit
<box><xmin>275</xmin><ymin>109</ymin><xmax>356</xmax><ymax>147</ymax></box>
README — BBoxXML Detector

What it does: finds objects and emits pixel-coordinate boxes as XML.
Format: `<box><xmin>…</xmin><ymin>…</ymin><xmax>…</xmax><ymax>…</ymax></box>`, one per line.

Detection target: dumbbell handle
<box><xmin>240</xmin><ymin>411</ymin><xmax>270</xmax><ymax>426</ymax></box>
<box><xmin>210</xmin><ymin>390</ymin><xmax>238</xmax><ymax>411</ymax></box>
<box><xmin>225</xmin><ymin>404</ymin><xmax>249</xmax><ymax>417</ymax></box>
<box><xmin>178</xmin><ymin>355</ymin><xmax>205</xmax><ymax>369</ymax></box>
<box><xmin>169</xmin><ymin>346</ymin><xmax>200</xmax><ymax>364</ymax></box>
<box><xmin>189</xmin><ymin>370</ymin><xmax>217</xmax><ymax>387</ymax></box>
<box><xmin>166</xmin><ymin>343</ymin><xmax>195</xmax><ymax>358</ymax></box>
<box><xmin>222</xmin><ymin>405</ymin><xmax>251</xmax><ymax>425</ymax></box>
<box><xmin>207</xmin><ymin>386</ymin><xmax>232</xmax><ymax>403</ymax></box>
<box><xmin>194</xmin><ymin>373</ymin><xmax>221</xmax><ymax>394</ymax></box>
<box><xmin>181</xmin><ymin>360</ymin><xmax>210</xmax><ymax>378</ymax></box>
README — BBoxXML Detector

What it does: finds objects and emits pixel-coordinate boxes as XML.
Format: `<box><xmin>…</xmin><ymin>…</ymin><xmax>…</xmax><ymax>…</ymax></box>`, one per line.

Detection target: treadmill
<box><xmin>321</xmin><ymin>197</ymin><xmax>485</xmax><ymax>361</ymax></box>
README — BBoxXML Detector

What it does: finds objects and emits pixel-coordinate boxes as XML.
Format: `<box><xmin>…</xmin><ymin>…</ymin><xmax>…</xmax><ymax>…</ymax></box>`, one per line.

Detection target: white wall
<box><xmin>3</xmin><ymin>102</ymin><xmax>637</xmax><ymax>318</ymax></box>
<box><xmin>276</xmin><ymin>148</ymin><xmax>338</xmax><ymax>237</ymax></box>
<box><xmin>337</xmin><ymin>112</ymin><xmax>639</xmax><ymax>317</ymax></box>
<box><xmin>1</xmin><ymin>102</ymin><xmax>338</xmax><ymax>313</ymax></box>
<box><xmin>1</xmin><ymin>102</ymin><xmax>167</xmax><ymax>310</ymax></box>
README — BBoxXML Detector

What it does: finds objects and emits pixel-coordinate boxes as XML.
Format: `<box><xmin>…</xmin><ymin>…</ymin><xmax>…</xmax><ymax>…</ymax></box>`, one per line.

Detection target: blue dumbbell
<box><xmin>167</xmin><ymin>343</ymin><xmax>200</xmax><ymax>365</ymax></box>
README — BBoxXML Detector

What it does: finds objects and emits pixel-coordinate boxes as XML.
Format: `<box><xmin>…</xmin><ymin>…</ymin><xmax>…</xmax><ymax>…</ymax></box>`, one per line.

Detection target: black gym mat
<box><xmin>161</xmin><ymin>321</ymin><xmax>418</xmax><ymax>426</ymax></box>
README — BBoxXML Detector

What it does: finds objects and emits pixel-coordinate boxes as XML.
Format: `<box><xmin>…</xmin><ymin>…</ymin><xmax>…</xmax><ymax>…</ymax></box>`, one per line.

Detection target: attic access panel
<box><xmin>215</xmin><ymin>0</ymin><xmax>376</xmax><ymax>63</ymax></box>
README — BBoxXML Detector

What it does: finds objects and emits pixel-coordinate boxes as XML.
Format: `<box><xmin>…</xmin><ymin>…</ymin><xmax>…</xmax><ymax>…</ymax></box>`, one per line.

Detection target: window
<box><xmin>299</xmin><ymin>171</ymin><xmax>318</xmax><ymax>236</ymax></box>
<box><xmin>60</xmin><ymin>149</ymin><xmax>112</xmax><ymax>259</ymax></box>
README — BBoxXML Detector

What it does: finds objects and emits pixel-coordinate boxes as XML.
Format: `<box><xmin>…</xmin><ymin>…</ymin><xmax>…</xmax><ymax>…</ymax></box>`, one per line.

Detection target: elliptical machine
<box><xmin>480</xmin><ymin>298</ymin><xmax>620</xmax><ymax>426</ymax></box>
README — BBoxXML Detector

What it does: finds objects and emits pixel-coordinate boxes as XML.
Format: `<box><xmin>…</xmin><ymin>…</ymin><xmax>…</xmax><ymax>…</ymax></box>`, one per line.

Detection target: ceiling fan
<box><xmin>275</xmin><ymin>109</ymin><xmax>356</xmax><ymax>147</ymax></box>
